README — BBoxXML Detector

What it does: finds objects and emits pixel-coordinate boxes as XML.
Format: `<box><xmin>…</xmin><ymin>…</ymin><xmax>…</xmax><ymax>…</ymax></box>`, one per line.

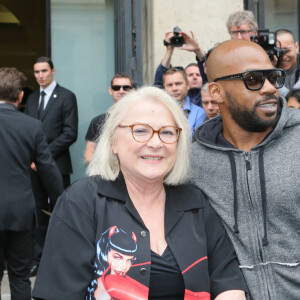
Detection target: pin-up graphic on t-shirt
<box><xmin>86</xmin><ymin>226</ymin><xmax>148</xmax><ymax>300</ymax></box>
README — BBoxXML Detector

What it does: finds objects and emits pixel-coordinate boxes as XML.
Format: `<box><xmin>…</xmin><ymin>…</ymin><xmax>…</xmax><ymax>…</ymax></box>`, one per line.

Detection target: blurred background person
<box><xmin>276</xmin><ymin>29</ymin><xmax>300</xmax><ymax>97</ymax></box>
<box><xmin>226</xmin><ymin>10</ymin><xmax>258</xmax><ymax>41</ymax></box>
<box><xmin>0</xmin><ymin>67</ymin><xmax>63</xmax><ymax>300</ymax></box>
<box><xmin>84</xmin><ymin>73</ymin><xmax>134</xmax><ymax>164</ymax></box>
<box><xmin>25</xmin><ymin>56</ymin><xmax>78</xmax><ymax>276</ymax></box>
<box><xmin>286</xmin><ymin>89</ymin><xmax>300</xmax><ymax>109</ymax></box>
<box><xmin>162</xmin><ymin>68</ymin><xmax>206</xmax><ymax>135</ymax></box>
<box><xmin>201</xmin><ymin>83</ymin><xmax>220</xmax><ymax>121</ymax></box>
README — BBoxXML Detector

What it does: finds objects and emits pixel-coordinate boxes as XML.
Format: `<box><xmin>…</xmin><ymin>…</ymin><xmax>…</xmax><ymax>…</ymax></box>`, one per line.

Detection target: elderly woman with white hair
<box><xmin>32</xmin><ymin>87</ymin><xmax>247</xmax><ymax>300</ymax></box>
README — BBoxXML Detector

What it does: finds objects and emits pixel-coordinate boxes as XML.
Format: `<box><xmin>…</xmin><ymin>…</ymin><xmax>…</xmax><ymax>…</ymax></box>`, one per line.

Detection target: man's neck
<box><xmin>222</xmin><ymin>120</ymin><xmax>274</xmax><ymax>152</ymax></box>
<box><xmin>177</xmin><ymin>97</ymin><xmax>186</xmax><ymax>108</ymax></box>
<box><xmin>0</xmin><ymin>100</ymin><xmax>16</xmax><ymax>107</ymax></box>
<box><xmin>40</xmin><ymin>80</ymin><xmax>56</xmax><ymax>92</ymax></box>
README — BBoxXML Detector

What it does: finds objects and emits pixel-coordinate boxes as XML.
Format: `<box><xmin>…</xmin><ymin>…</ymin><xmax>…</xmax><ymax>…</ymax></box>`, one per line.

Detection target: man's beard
<box><xmin>226</xmin><ymin>91</ymin><xmax>280</xmax><ymax>132</ymax></box>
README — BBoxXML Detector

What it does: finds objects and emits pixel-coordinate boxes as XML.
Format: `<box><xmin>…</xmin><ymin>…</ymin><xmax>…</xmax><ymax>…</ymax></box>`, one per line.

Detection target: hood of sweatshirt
<box><xmin>192</xmin><ymin>97</ymin><xmax>300</xmax><ymax>245</ymax></box>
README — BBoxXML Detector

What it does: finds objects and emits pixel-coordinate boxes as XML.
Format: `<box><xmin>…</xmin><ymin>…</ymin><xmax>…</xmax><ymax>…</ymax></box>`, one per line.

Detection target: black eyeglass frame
<box><xmin>118</xmin><ymin>124</ymin><xmax>182</xmax><ymax>144</ymax></box>
<box><xmin>229</xmin><ymin>30</ymin><xmax>252</xmax><ymax>36</ymax></box>
<box><xmin>213</xmin><ymin>68</ymin><xmax>286</xmax><ymax>91</ymax></box>
<box><xmin>111</xmin><ymin>85</ymin><xmax>132</xmax><ymax>91</ymax></box>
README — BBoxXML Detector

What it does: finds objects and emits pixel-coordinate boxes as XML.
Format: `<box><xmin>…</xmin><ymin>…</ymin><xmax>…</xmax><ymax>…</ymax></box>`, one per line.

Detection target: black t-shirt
<box><xmin>85</xmin><ymin>113</ymin><xmax>106</xmax><ymax>142</ymax></box>
<box><xmin>149</xmin><ymin>246</ymin><xmax>185</xmax><ymax>299</ymax></box>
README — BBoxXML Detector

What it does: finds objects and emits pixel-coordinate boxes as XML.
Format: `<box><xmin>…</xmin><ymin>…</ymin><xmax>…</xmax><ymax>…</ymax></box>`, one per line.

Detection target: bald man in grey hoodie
<box><xmin>190</xmin><ymin>40</ymin><xmax>300</xmax><ymax>299</ymax></box>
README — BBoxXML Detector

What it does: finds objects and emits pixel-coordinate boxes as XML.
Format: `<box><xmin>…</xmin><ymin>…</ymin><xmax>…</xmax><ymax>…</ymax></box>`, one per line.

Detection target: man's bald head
<box><xmin>206</xmin><ymin>39</ymin><xmax>280</xmax><ymax>138</ymax></box>
<box><xmin>206</xmin><ymin>40</ymin><xmax>272</xmax><ymax>82</ymax></box>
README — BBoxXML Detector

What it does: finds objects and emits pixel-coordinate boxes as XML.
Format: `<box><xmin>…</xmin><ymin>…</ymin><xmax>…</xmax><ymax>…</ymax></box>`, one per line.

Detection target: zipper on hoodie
<box><xmin>244</xmin><ymin>153</ymin><xmax>254</xmax><ymax>207</ymax></box>
<box><xmin>245</xmin><ymin>154</ymin><xmax>251</xmax><ymax>171</ymax></box>
<box><xmin>245</xmin><ymin>152</ymin><xmax>264</xmax><ymax>261</ymax></box>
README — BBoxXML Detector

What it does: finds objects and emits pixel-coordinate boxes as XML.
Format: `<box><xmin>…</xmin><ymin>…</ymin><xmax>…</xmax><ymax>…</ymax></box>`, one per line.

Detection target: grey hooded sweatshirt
<box><xmin>190</xmin><ymin>98</ymin><xmax>300</xmax><ymax>299</ymax></box>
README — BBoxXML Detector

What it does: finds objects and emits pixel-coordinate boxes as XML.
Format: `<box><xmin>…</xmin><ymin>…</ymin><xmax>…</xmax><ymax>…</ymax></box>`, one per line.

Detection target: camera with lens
<box><xmin>250</xmin><ymin>29</ymin><xmax>286</xmax><ymax>67</ymax></box>
<box><xmin>170</xmin><ymin>26</ymin><xmax>185</xmax><ymax>47</ymax></box>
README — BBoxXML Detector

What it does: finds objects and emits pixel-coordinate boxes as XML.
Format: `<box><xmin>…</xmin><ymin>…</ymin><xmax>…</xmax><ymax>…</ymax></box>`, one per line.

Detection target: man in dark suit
<box><xmin>0</xmin><ymin>67</ymin><xmax>64</xmax><ymax>300</ymax></box>
<box><xmin>25</xmin><ymin>56</ymin><xmax>78</xmax><ymax>274</ymax></box>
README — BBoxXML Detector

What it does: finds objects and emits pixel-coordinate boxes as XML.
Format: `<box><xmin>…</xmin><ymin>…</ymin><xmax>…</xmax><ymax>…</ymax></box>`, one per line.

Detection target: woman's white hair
<box><xmin>87</xmin><ymin>86</ymin><xmax>191</xmax><ymax>185</ymax></box>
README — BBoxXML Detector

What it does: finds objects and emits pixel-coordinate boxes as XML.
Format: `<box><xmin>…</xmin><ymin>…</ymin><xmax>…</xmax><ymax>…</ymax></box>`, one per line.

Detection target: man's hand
<box><xmin>31</xmin><ymin>162</ymin><xmax>37</xmax><ymax>172</ymax></box>
<box><xmin>161</xmin><ymin>31</ymin><xmax>175</xmax><ymax>68</ymax></box>
<box><xmin>179</xmin><ymin>31</ymin><xmax>205</xmax><ymax>59</ymax></box>
<box><xmin>164</xmin><ymin>31</ymin><xmax>174</xmax><ymax>45</ymax></box>
<box><xmin>272</xmin><ymin>55</ymin><xmax>278</xmax><ymax>67</ymax></box>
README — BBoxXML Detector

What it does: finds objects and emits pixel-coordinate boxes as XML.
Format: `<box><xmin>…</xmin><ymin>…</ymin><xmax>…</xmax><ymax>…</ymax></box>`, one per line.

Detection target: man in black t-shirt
<box><xmin>84</xmin><ymin>73</ymin><xmax>134</xmax><ymax>163</ymax></box>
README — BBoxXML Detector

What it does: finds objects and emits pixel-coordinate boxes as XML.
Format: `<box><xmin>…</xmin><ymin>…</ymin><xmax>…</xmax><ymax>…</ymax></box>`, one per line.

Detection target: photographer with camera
<box><xmin>154</xmin><ymin>11</ymin><xmax>258</xmax><ymax>103</ymax></box>
<box><xmin>153</xmin><ymin>28</ymin><xmax>205</xmax><ymax>107</ymax></box>
<box><xmin>276</xmin><ymin>29</ymin><xmax>300</xmax><ymax>97</ymax></box>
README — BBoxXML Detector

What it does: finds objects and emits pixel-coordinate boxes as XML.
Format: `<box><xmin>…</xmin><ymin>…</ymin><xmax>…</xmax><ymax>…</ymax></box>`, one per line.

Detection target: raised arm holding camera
<box><xmin>153</xmin><ymin>28</ymin><xmax>204</xmax><ymax>107</ymax></box>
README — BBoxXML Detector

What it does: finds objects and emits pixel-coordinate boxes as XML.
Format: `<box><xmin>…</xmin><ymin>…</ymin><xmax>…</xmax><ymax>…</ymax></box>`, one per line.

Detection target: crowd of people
<box><xmin>1</xmin><ymin>9</ymin><xmax>300</xmax><ymax>300</ymax></box>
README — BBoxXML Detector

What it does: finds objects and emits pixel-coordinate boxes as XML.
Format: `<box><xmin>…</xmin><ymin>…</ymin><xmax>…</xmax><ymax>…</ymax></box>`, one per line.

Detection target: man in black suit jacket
<box><xmin>25</xmin><ymin>56</ymin><xmax>78</xmax><ymax>186</ymax></box>
<box><xmin>0</xmin><ymin>67</ymin><xmax>64</xmax><ymax>300</ymax></box>
<box><xmin>24</xmin><ymin>56</ymin><xmax>78</xmax><ymax>273</ymax></box>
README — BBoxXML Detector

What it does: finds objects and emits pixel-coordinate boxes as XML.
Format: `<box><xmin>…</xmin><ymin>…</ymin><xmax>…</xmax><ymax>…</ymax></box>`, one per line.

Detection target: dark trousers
<box><xmin>32</xmin><ymin>173</ymin><xmax>70</xmax><ymax>264</ymax></box>
<box><xmin>0</xmin><ymin>230</ymin><xmax>32</xmax><ymax>300</ymax></box>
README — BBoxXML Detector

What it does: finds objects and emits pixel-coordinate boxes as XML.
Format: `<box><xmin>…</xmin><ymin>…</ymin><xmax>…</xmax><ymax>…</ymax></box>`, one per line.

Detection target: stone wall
<box><xmin>143</xmin><ymin>0</ymin><xmax>244</xmax><ymax>85</ymax></box>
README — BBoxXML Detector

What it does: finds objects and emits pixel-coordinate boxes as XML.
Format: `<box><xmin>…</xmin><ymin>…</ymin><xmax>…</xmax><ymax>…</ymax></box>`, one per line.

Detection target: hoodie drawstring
<box><xmin>258</xmin><ymin>148</ymin><xmax>269</xmax><ymax>246</ymax></box>
<box><xmin>226</xmin><ymin>152</ymin><xmax>239</xmax><ymax>234</ymax></box>
<box><xmin>226</xmin><ymin>150</ymin><xmax>269</xmax><ymax>246</ymax></box>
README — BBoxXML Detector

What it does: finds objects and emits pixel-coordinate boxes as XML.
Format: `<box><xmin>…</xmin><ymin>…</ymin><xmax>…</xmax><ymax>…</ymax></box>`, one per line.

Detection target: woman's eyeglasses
<box><xmin>118</xmin><ymin>124</ymin><xmax>182</xmax><ymax>144</ymax></box>
<box><xmin>213</xmin><ymin>68</ymin><xmax>286</xmax><ymax>91</ymax></box>
<box><xmin>111</xmin><ymin>85</ymin><xmax>132</xmax><ymax>92</ymax></box>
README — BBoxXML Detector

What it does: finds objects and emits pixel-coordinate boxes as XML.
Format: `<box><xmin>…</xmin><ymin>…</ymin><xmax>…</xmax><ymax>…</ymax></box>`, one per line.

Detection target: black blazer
<box><xmin>25</xmin><ymin>84</ymin><xmax>78</xmax><ymax>175</ymax></box>
<box><xmin>0</xmin><ymin>104</ymin><xmax>64</xmax><ymax>231</ymax></box>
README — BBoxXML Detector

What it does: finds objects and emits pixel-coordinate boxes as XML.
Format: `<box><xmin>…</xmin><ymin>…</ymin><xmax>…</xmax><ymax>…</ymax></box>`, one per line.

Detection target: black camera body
<box><xmin>250</xmin><ymin>29</ymin><xmax>286</xmax><ymax>67</ymax></box>
<box><xmin>170</xmin><ymin>26</ymin><xmax>185</xmax><ymax>47</ymax></box>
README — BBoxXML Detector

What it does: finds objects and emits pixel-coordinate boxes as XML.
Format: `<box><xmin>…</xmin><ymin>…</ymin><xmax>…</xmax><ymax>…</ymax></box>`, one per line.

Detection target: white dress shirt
<box><xmin>39</xmin><ymin>80</ymin><xmax>57</xmax><ymax>110</ymax></box>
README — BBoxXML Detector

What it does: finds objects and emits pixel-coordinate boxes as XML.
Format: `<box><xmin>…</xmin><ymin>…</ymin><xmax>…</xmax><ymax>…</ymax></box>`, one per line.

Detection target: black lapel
<box><xmin>164</xmin><ymin>185</ymin><xmax>205</xmax><ymax>237</ymax></box>
<box><xmin>40</xmin><ymin>84</ymin><xmax>60</xmax><ymax>120</ymax></box>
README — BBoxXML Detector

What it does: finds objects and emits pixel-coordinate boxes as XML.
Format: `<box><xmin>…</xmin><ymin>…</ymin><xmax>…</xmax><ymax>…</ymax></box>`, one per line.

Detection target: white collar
<box><xmin>40</xmin><ymin>80</ymin><xmax>57</xmax><ymax>96</ymax></box>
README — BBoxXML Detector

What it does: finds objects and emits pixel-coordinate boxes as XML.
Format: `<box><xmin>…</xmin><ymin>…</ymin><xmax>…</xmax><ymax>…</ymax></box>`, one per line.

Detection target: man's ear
<box><xmin>51</xmin><ymin>68</ymin><xmax>56</xmax><ymax>76</ymax></box>
<box><xmin>208</xmin><ymin>82</ymin><xmax>224</xmax><ymax>104</ymax></box>
<box><xmin>14</xmin><ymin>91</ymin><xmax>24</xmax><ymax>107</ymax></box>
<box><xmin>296</xmin><ymin>41</ymin><xmax>299</xmax><ymax>52</ymax></box>
<box><xmin>108</xmin><ymin>87</ymin><xmax>113</xmax><ymax>96</ymax></box>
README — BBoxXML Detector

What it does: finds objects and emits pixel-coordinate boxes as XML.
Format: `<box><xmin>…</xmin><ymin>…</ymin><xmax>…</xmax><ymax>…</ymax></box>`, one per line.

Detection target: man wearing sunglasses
<box><xmin>84</xmin><ymin>73</ymin><xmax>134</xmax><ymax>164</ymax></box>
<box><xmin>190</xmin><ymin>40</ymin><xmax>300</xmax><ymax>299</ymax></box>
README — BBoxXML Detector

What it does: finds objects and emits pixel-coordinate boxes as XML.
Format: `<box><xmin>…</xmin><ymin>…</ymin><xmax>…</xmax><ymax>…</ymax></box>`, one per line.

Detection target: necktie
<box><xmin>38</xmin><ymin>91</ymin><xmax>46</xmax><ymax>119</ymax></box>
